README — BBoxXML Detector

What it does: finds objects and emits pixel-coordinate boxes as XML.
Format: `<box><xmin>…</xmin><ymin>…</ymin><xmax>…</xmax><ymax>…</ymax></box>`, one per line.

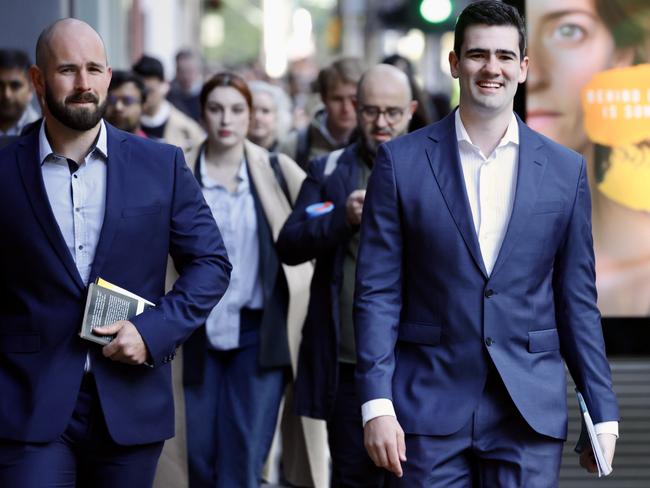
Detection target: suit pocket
<box><xmin>398</xmin><ymin>322</ymin><xmax>441</xmax><ymax>346</ymax></box>
<box><xmin>528</xmin><ymin>328</ymin><xmax>560</xmax><ymax>353</ymax></box>
<box><xmin>122</xmin><ymin>204</ymin><xmax>161</xmax><ymax>217</ymax></box>
<box><xmin>533</xmin><ymin>201</ymin><xmax>564</xmax><ymax>214</ymax></box>
<box><xmin>0</xmin><ymin>333</ymin><xmax>40</xmax><ymax>353</ymax></box>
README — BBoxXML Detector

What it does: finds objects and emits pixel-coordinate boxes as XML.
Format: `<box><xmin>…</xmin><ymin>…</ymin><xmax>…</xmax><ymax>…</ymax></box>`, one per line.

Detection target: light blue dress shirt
<box><xmin>39</xmin><ymin>120</ymin><xmax>107</xmax><ymax>286</ymax></box>
<box><xmin>199</xmin><ymin>150</ymin><xmax>263</xmax><ymax>350</ymax></box>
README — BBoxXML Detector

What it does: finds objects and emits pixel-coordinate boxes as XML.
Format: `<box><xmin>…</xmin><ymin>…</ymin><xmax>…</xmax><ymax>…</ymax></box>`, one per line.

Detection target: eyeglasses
<box><xmin>107</xmin><ymin>95</ymin><xmax>141</xmax><ymax>107</ymax></box>
<box><xmin>358</xmin><ymin>105</ymin><xmax>408</xmax><ymax>125</ymax></box>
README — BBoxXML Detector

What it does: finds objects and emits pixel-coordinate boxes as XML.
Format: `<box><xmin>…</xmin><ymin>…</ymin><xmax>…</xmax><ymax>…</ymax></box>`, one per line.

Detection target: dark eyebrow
<box><xmin>464</xmin><ymin>48</ymin><xmax>518</xmax><ymax>58</ymax></box>
<box><xmin>496</xmin><ymin>49</ymin><xmax>518</xmax><ymax>57</ymax></box>
<box><xmin>56</xmin><ymin>62</ymin><xmax>106</xmax><ymax>71</ymax></box>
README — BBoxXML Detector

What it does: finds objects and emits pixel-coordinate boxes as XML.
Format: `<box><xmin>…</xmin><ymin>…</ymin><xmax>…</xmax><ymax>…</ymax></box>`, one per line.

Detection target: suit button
<box><xmin>484</xmin><ymin>289</ymin><xmax>494</xmax><ymax>298</ymax></box>
<box><xmin>485</xmin><ymin>337</ymin><xmax>494</xmax><ymax>347</ymax></box>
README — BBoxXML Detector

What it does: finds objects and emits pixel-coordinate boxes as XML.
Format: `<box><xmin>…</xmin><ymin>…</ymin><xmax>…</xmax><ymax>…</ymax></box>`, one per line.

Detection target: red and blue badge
<box><xmin>306</xmin><ymin>201</ymin><xmax>334</xmax><ymax>218</ymax></box>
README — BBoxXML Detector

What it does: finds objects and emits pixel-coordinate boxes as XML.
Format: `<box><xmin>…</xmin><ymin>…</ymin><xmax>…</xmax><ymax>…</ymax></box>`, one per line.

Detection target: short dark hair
<box><xmin>132</xmin><ymin>55</ymin><xmax>165</xmax><ymax>81</ymax></box>
<box><xmin>315</xmin><ymin>57</ymin><xmax>363</xmax><ymax>99</ymax></box>
<box><xmin>454</xmin><ymin>0</ymin><xmax>526</xmax><ymax>59</ymax></box>
<box><xmin>0</xmin><ymin>49</ymin><xmax>31</xmax><ymax>72</ymax></box>
<box><xmin>200</xmin><ymin>72</ymin><xmax>253</xmax><ymax>116</ymax></box>
<box><xmin>175</xmin><ymin>48</ymin><xmax>200</xmax><ymax>64</ymax></box>
<box><xmin>109</xmin><ymin>70</ymin><xmax>147</xmax><ymax>103</ymax></box>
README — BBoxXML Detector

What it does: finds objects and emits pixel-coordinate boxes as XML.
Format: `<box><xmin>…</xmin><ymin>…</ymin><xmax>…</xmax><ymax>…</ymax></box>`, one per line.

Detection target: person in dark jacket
<box><xmin>277</xmin><ymin>64</ymin><xmax>416</xmax><ymax>488</ymax></box>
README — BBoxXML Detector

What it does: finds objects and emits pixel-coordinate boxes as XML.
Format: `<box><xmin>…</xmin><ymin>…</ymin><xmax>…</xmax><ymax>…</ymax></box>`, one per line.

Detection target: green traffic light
<box><xmin>419</xmin><ymin>0</ymin><xmax>453</xmax><ymax>24</ymax></box>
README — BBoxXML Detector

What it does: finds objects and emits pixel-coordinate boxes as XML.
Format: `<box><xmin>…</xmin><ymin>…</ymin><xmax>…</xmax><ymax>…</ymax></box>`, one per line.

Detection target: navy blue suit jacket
<box><xmin>0</xmin><ymin>123</ymin><xmax>231</xmax><ymax>445</ymax></box>
<box><xmin>354</xmin><ymin>112</ymin><xmax>619</xmax><ymax>440</ymax></box>
<box><xmin>277</xmin><ymin>143</ymin><xmax>360</xmax><ymax>419</ymax></box>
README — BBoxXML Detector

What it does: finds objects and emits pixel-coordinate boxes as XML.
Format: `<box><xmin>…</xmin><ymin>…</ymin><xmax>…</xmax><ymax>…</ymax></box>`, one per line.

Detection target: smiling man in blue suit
<box><xmin>0</xmin><ymin>19</ymin><xmax>231</xmax><ymax>487</ymax></box>
<box><xmin>354</xmin><ymin>2</ymin><xmax>619</xmax><ymax>486</ymax></box>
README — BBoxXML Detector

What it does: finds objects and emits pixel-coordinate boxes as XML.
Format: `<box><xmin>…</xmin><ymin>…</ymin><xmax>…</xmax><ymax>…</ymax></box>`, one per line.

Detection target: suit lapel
<box><xmin>490</xmin><ymin>120</ymin><xmax>547</xmax><ymax>277</ymax></box>
<box><xmin>88</xmin><ymin>125</ymin><xmax>126</xmax><ymax>282</ymax></box>
<box><xmin>325</xmin><ymin>143</ymin><xmax>358</xmax><ymax>203</ymax></box>
<box><xmin>426</xmin><ymin>114</ymin><xmax>488</xmax><ymax>278</ymax></box>
<box><xmin>16</xmin><ymin>131</ymin><xmax>86</xmax><ymax>291</ymax></box>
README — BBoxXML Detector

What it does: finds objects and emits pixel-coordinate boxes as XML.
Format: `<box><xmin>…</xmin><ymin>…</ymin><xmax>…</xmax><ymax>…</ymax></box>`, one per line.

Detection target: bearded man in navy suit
<box><xmin>0</xmin><ymin>19</ymin><xmax>231</xmax><ymax>487</ymax></box>
<box><xmin>354</xmin><ymin>2</ymin><xmax>619</xmax><ymax>486</ymax></box>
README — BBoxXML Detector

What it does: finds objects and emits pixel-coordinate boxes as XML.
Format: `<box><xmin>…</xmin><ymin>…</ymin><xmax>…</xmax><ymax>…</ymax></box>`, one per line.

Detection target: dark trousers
<box><xmin>0</xmin><ymin>374</ymin><xmax>164</xmax><ymax>488</ymax></box>
<box><xmin>184</xmin><ymin>309</ymin><xmax>285</xmax><ymax>488</ymax></box>
<box><xmin>388</xmin><ymin>366</ymin><xmax>564</xmax><ymax>488</ymax></box>
<box><xmin>327</xmin><ymin>362</ymin><xmax>386</xmax><ymax>488</ymax></box>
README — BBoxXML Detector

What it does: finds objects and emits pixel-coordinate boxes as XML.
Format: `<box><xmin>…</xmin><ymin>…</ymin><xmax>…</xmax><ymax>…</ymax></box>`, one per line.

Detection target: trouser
<box><xmin>327</xmin><ymin>362</ymin><xmax>386</xmax><ymax>488</ymax></box>
<box><xmin>0</xmin><ymin>374</ymin><xmax>164</xmax><ymax>488</ymax></box>
<box><xmin>388</xmin><ymin>366</ymin><xmax>564</xmax><ymax>488</ymax></box>
<box><xmin>184</xmin><ymin>309</ymin><xmax>285</xmax><ymax>488</ymax></box>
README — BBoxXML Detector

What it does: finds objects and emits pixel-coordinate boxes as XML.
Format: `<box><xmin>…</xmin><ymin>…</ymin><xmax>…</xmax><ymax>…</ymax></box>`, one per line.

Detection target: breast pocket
<box><xmin>122</xmin><ymin>204</ymin><xmax>161</xmax><ymax>218</ymax></box>
<box><xmin>532</xmin><ymin>201</ymin><xmax>564</xmax><ymax>215</ymax></box>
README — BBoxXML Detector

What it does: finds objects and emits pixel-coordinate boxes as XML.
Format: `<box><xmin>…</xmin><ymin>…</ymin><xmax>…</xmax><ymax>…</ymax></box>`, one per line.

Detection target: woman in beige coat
<box><xmin>169</xmin><ymin>72</ymin><xmax>313</xmax><ymax>488</ymax></box>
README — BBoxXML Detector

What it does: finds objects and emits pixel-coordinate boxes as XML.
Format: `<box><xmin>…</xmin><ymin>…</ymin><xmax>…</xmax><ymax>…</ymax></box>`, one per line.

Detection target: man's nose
<box><xmin>483</xmin><ymin>55</ymin><xmax>500</xmax><ymax>75</ymax></box>
<box><xmin>375</xmin><ymin>111</ymin><xmax>389</xmax><ymax>128</ymax></box>
<box><xmin>0</xmin><ymin>84</ymin><xmax>10</xmax><ymax>100</ymax></box>
<box><xmin>75</xmin><ymin>70</ymin><xmax>90</xmax><ymax>91</ymax></box>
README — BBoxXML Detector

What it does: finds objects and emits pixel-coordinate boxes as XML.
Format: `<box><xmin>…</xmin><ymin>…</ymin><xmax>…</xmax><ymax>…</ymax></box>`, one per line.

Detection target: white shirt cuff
<box><xmin>594</xmin><ymin>421</ymin><xmax>619</xmax><ymax>438</ymax></box>
<box><xmin>361</xmin><ymin>398</ymin><xmax>396</xmax><ymax>427</ymax></box>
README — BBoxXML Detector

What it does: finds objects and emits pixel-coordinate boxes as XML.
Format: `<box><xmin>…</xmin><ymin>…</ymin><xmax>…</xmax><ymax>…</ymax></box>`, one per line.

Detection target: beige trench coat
<box><xmin>154</xmin><ymin>140</ymin><xmax>329</xmax><ymax>488</ymax></box>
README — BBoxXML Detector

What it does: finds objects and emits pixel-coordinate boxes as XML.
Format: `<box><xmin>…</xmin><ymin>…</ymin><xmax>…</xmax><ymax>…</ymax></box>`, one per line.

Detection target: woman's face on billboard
<box><xmin>526</xmin><ymin>0</ymin><xmax>634</xmax><ymax>152</ymax></box>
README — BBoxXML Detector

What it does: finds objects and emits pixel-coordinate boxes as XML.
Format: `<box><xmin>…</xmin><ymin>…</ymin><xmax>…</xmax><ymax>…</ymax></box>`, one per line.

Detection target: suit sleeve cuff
<box><xmin>361</xmin><ymin>398</ymin><xmax>396</xmax><ymax>427</ymax></box>
<box><xmin>594</xmin><ymin>421</ymin><xmax>619</xmax><ymax>438</ymax></box>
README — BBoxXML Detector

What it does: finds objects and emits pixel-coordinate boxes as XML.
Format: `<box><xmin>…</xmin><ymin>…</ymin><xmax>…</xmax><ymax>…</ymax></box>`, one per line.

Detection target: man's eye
<box><xmin>387</xmin><ymin>109</ymin><xmax>401</xmax><ymax>118</ymax></box>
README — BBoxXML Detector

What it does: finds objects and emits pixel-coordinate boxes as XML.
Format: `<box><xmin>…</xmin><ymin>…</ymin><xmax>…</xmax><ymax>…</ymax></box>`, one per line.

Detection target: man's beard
<box><xmin>0</xmin><ymin>101</ymin><xmax>25</xmax><ymax>124</ymax></box>
<box><xmin>45</xmin><ymin>84</ymin><xmax>107</xmax><ymax>131</ymax></box>
<box><xmin>110</xmin><ymin>116</ymin><xmax>139</xmax><ymax>134</ymax></box>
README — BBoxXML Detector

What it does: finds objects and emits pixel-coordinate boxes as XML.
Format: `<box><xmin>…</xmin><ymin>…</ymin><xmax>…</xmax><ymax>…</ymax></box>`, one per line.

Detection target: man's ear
<box><xmin>408</xmin><ymin>99</ymin><xmax>418</xmax><ymax>117</ymax></box>
<box><xmin>161</xmin><ymin>81</ymin><xmax>170</xmax><ymax>97</ymax></box>
<box><xmin>29</xmin><ymin>65</ymin><xmax>45</xmax><ymax>98</ymax></box>
<box><xmin>449</xmin><ymin>51</ymin><xmax>460</xmax><ymax>79</ymax></box>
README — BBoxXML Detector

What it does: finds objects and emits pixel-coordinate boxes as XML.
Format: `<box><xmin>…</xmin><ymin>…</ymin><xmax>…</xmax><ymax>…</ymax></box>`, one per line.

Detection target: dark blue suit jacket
<box><xmin>277</xmin><ymin>143</ymin><xmax>360</xmax><ymax>419</ymax></box>
<box><xmin>0</xmin><ymin>123</ymin><xmax>231</xmax><ymax>445</ymax></box>
<box><xmin>354</xmin><ymin>112</ymin><xmax>619</xmax><ymax>440</ymax></box>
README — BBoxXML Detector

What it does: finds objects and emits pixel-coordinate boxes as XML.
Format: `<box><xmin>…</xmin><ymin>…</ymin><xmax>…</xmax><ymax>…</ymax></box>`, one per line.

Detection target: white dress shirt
<box><xmin>361</xmin><ymin>111</ymin><xmax>618</xmax><ymax>437</ymax></box>
<box><xmin>199</xmin><ymin>151</ymin><xmax>264</xmax><ymax>350</ymax></box>
<box><xmin>40</xmin><ymin>119</ymin><xmax>108</xmax><ymax>372</ymax></box>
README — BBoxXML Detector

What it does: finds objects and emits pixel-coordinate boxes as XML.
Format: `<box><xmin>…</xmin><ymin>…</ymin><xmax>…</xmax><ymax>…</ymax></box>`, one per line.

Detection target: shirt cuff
<box><xmin>361</xmin><ymin>398</ymin><xmax>396</xmax><ymax>427</ymax></box>
<box><xmin>594</xmin><ymin>421</ymin><xmax>619</xmax><ymax>438</ymax></box>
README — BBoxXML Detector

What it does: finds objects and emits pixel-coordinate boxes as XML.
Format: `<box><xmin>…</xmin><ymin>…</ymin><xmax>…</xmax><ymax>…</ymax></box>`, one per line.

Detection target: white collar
<box><xmin>38</xmin><ymin>118</ymin><xmax>108</xmax><ymax>165</ymax></box>
<box><xmin>454</xmin><ymin>110</ymin><xmax>519</xmax><ymax>150</ymax></box>
<box><xmin>141</xmin><ymin>100</ymin><xmax>172</xmax><ymax>127</ymax></box>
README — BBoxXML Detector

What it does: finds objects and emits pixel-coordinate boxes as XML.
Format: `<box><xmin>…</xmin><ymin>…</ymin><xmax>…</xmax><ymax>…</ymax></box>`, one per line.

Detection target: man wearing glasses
<box><xmin>105</xmin><ymin>70</ymin><xmax>147</xmax><ymax>137</ymax></box>
<box><xmin>277</xmin><ymin>63</ymin><xmax>417</xmax><ymax>488</ymax></box>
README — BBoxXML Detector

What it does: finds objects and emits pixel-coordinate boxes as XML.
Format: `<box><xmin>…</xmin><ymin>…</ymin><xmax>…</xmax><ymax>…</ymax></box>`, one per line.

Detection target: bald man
<box><xmin>277</xmin><ymin>64</ymin><xmax>417</xmax><ymax>487</ymax></box>
<box><xmin>0</xmin><ymin>19</ymin><xmax>230</xmax><ymax>487</ymax></box>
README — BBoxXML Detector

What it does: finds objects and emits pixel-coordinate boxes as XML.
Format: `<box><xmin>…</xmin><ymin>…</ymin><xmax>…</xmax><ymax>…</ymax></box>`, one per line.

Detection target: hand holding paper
<box><xmin>580</xmin><ymin>433</ymin><xmax>617</xmax><ymax>474</ymax></box>
<box><xmin>575</xmin><ymin>391</ymin><xmax>615</xmax><ymax>477</ymax></box>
